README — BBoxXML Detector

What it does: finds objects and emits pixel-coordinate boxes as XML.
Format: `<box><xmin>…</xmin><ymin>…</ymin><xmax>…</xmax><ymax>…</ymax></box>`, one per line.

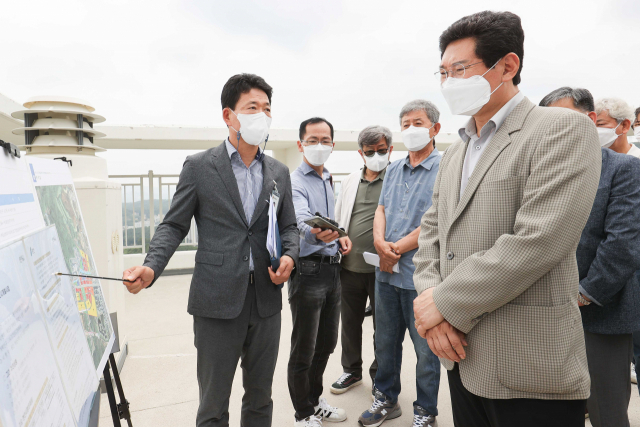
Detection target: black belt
<box><xmin>301</xmin><ymin>253</ymin><xmax>342</xmax><ymax>265</ymax></box>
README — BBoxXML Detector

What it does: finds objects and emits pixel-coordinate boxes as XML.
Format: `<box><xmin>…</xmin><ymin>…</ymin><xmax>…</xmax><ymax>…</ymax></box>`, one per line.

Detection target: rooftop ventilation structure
<box><xmin>12</xmin><ymin>96</ymin><xmax>106</xmax><ymax>153</ymax></box>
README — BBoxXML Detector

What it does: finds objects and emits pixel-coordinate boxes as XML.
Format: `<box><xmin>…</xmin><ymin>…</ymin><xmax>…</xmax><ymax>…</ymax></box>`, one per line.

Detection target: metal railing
<box><xmin>110</xmin><ymin>171</ymin><xmax>198</xmax><ymax>253</ymax></box>
<box><xmin>110</xmin><ymin>170</ymin><xmax>350</xmax><ymax>253</ymax></box>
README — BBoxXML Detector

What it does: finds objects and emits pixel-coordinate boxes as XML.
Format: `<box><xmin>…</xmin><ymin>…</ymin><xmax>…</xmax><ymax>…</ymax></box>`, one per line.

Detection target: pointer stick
<box><xmin>54</xmin><ymin>272</ymin><xmax>136</xmax><ymax>284</ymax></box>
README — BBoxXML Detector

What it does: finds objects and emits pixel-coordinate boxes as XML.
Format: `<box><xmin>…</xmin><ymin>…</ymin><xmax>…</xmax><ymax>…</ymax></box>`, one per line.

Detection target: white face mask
<box><xmin>440</xmin><ymin>59</ymin><xmax>504</xmax><ymax>116</ymax></box>
<box><xmin>363</xmin><ymin>152</ymin><xmax>390</xmax><ymax>172</ymax></box>
<box><xmin>230</xmin><ymin>110</ymin><xmax>272</xmax><ymax>146</ymax></box>
<box><xmin>402</xmin><ymin>125</ymin><xmax>433</xmax><ymax>152</ymax></box>
<box><xmin>303</xmin><ymin>144</ymin><xmax>333</xmax><ymax>166</ymax></box>
<box><xmin>634</xmin><ymin>127</ymin><xmax>640</xmax><ymax>138</ymax></box>
<box><xmin>597</xmin><ymin>123</ymin><xmax>622</xmax><ymax>148</ymax></box>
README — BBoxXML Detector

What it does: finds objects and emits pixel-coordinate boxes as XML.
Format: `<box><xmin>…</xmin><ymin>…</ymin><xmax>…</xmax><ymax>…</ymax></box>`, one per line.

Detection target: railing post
<box><xmin>140</xmin><ymin>176</ymin><xmax>145</xmax><ymax>255</ymax></box>
<box><xmin>158</xmin><ymin>176</ymin><xmax>163</xmax><ymax>220</ymax></box>
<box><xmin>123</xmin><ymin>185</ymin><xmax>128</xmax><ymax>249</ymax></box>
<box><xmin>148</xmin><ymin>170</ymin><xmax>155</xmax><ymax>240</ymax></box>
<box><xmin>111</xmin><ymin>173</ymin><xmax>195</xmax><ymax>254</ymax></box>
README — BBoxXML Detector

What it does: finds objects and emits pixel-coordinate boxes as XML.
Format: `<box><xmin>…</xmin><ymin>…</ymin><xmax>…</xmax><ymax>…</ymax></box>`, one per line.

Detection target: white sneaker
<box><xmin>294</xmin><ymin>414</ymin><xmax>323</xmax><ymax>426</ymax></box>
<box><xmin>632</xmin><ymin>363</ymin><xmax>637</xmax><ymax>384</ymax></box>
<box><xmin>314</xmin><ymin>397</ymin><xmax>347</xmax><ymax>422</ymax></box>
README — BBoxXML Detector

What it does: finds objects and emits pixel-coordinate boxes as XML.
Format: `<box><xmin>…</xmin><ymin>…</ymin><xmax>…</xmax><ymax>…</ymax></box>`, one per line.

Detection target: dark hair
<box><xmin>221</xmin><ymin>73</ymin><xmax>273</xmax><ymax>111</ymax></box>
<box><xmin>539</xmin><ymin>87</ymin><xmax>594</xmax><ymax>113</ymax></box>
<box><xmin>299</xmin><ymin>117</ymin><xmax>334</xmax><ymax>141</ymax></box>
<box><xmin>635</xmin><ymin>107</ymin><xmax>640</xmax><ymax>127</ymax></box>
<box><xmin>439</xmin><ymin>11</ymin><xmax>525</xmax><ymax>86</ymax></box>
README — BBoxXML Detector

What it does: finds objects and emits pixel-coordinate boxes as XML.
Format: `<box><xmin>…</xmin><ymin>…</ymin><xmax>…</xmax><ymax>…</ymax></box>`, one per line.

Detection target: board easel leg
<box><xmin>103</xmin><ymin>353</ymin><xmax>132</xmax><ymax>426</ymax></box>
<box><xmin>110</xmin><ymin>353</ymin><xmax>133</xmax><ymax>427</ymax></box>
<box><xmin>103</xmin><ymin>361</ymin><xmax>122</xmax><ymax>427</ymax></box>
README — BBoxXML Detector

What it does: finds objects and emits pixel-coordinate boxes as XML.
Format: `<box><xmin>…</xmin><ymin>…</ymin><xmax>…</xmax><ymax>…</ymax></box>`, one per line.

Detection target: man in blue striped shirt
<box><xmin>288</xmin><ymin>117</ymin><xmax>352</xmax><ymax>427</ymax></box>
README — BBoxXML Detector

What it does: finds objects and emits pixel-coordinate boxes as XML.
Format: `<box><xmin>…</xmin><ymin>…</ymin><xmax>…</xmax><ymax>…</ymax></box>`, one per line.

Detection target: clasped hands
<box><xmin>374</xmin><ymin>240</ymin><xmax>401</xmax><ymax>273</ymax></box>
<box><xmin>413</xmin><ymin>288</ymin><xmax>468</xmax><ymax>363</ymax></box>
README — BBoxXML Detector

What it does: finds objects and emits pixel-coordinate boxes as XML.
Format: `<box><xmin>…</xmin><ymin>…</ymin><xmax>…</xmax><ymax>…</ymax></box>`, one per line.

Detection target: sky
<box><xmin>2</xmin><ymin>0</ymin><xmax>639</xmax><ymax>174</ymax></box>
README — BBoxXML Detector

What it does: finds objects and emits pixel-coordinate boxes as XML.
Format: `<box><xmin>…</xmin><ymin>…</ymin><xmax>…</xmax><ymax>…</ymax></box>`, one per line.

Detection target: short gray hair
<box><xmin>595</xmin><ymin>98</ymin><xmax>635</xmax><ymax>123</ymax></box>
<box><xmin>399</xmin><ymin>100</ymin><xmax>440</xmax><ymax>125</ymax></box>
<box><xmin>539</xmin><ymin>87</ymin><xmax>594</xmax><ymax>112</ymax></box>
<box><xmin>358</xmin><ymin>125</ymin><xmax>392</xmax><ymax>150</ymax></box>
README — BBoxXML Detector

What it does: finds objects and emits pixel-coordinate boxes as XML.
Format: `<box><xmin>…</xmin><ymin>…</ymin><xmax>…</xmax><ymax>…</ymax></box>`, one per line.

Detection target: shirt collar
<box><xmin>300</xmin><ymin>161</ymin><xmax>331</xmax><ymax>180</ymax></box>
<box><xmin>225</xmin><ymin>138</ymin><xmax>263</xmax><ymax>161</ymax></box>
<box><xmin>360</xmin><ymin>166</ymin><xmax>386</xmax><ymax>182</ymax></box>
<box><xmin>404</xmin><ymin>148</ymin><xmax>440</xmax><ymax>171</ymax></box>
<box><xmin>458</xmin><ymin>91</ymin><xmax>525</xmax><ymax>142</ymax></box>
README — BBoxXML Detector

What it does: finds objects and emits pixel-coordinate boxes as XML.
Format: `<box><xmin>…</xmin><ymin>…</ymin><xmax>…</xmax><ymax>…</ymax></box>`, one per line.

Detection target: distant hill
<box><xmin>122</xmin><ymin>198</ymin><xmax>172</xmax><ymax>222</ymax></box>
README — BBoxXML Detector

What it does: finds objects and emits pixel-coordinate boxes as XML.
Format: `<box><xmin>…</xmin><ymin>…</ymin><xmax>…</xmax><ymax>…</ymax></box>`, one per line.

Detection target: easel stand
<box><xmin>103</xmin><ymin>353</ymin><xmax>132</xmax><ymax>426</ymax></box>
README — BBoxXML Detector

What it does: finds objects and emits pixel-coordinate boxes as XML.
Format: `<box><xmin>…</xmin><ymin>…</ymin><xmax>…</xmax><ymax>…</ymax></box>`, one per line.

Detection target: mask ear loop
<box><xmin>613</xmin><ymin>122</ymin><xmax>623</xmax><ymax>137</ymax></box>
<box><xmin>482</xmin><ymin>57</ymin><xmax>505</xmax><ymax>96</ymax></box>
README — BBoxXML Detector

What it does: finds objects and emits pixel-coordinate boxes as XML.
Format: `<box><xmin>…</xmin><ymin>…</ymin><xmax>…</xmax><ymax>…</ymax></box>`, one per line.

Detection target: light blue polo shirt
<box><xmin>377</xmin><ymin>149</ymin><xmax>440</xmax><ymax>289</ymax></box>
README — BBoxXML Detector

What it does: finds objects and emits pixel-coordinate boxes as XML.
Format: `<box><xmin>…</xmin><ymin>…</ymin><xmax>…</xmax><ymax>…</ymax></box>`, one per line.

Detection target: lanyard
<box><xmin>324</xmin><ymin>179</ymin><xmax>330</xmax><ymax>215</ymax></box>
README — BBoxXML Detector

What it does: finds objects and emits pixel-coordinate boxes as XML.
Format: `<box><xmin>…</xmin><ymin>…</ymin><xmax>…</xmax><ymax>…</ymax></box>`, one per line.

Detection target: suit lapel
<box><xmin>211</xmin><ymin>143</ymin><xmax>249</xmax><ymax>227</ymax></box>
<box><xmin>451</xmin><ymin>140</ymin><xmax>469</xmax><ymax>212</ymax></box>
<box><xmin>450</xmin><ymin>97</ymin><xmax>535</xmax><ymax>224</ymax></box>
<box><xmin>249</xmin><ymin>157</ymin><xmax>275</xmax><ymax>229</ymax></box>
<box><xmin>451</xmin><ymin>129</ymin><xmax>512</xmax><ymax>222</ymax></box>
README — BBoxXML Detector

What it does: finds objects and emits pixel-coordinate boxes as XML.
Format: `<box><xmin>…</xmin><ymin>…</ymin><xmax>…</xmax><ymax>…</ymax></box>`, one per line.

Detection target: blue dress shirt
<box><xmin>377</xmin><ymin>149</ymin><xmax>440</xmax><ymax>289</ymax></box>
<box><xmin>225</xmin><ymin>139</ymin><xmax>263</xmax><ymax>270</ymax></box>
<box><xmin>291</xmin><ymin>162</ymin><xmax>339</xmax><ymax>258</ymax></box>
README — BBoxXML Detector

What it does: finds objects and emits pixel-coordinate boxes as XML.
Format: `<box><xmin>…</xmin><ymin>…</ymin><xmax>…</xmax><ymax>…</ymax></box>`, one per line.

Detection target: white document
<box><xmin>0</xmin><ymin>239</ymin><xmax>77</xmax><ymax>427</ymax></box>
<box><xmin>0</xmin><ymin>151</ymin><xmax>45</xmax><ymax>245</ymax></box>
<box><xmin>23</xmin><ymin>226</ymin><xmax>99</xmax><ymax>425</ymax></box>
<box><xmin>27</xmin><ymin>157</ymin><xmax>115</xmax><ymax>376</ymax></box>
<box><xmin>266</xmin><ymin>191</ymin><xmax>280</xmax><ymax>260</ymax></box>
<box><xmin>363</xmin><ymin>251</ymin><xmax>400</xmax><ymax>273</ymax></box>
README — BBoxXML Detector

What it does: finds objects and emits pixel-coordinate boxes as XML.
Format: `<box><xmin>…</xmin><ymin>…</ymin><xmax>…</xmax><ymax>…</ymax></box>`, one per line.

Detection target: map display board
<box><xmin>0</xmin><ymin>150</ymin><xmax>44</xmax><ymax>245</ymax></box>
<box><xmin>0</xmin><ymin>238</ymin><xmax>77</xmax><ymax>427</ymax></box>
<box><xmin>23</xmin><ymin>226</ymin><xmax>99</xmax><ymax>425</ymax></box>
<box><xmin>26</xmin><ymin>157</ymin><xmax>114</xmax><ymax>376</ymax></box>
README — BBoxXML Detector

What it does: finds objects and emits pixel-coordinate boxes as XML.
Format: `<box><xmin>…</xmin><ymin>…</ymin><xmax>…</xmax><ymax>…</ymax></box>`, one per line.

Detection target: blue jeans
<box><xmin>374</xmin><ymin>280</ymin><xmax>440</xmax><ymax>415</ymax></box>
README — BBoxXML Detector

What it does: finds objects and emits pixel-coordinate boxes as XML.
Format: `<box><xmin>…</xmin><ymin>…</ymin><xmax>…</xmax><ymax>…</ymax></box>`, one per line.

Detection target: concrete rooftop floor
<box><xmin>99</xmin><ymin>274</ymin><xmax>640</xmax><ymax>426</ymax></box>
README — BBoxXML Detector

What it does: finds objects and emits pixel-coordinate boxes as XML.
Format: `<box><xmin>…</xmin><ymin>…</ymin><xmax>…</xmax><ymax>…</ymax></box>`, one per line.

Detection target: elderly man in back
<box><xmin>331</xmin><ymin>126</ymin><xmax>393</xmax><ymax>396</ymax></box>
<box><xmin>541</xmin><ymin>87</ymin><xmax>640</xmax><ymax>427</ymax></box>
<box><xmin>595</xmin><ymin>98</ymin><xmax>638</xmax><ymax>158</ymax></box>
<box><xmin>358</xmin><ymin>100</ymin><xmax>442</xmax><ymax>427</ymax></box>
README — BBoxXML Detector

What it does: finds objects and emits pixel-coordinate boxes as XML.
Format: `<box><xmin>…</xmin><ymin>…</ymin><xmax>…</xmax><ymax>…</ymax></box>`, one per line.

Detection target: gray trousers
<box><xmin>193</xmin><ymin>282</ymin><xmax>281</xmax><ymax>427</ymax></box>
<box><xmin>584</xmin><ymin>331</ymin><xmax>633</xmax><ymax>427</ymax></box>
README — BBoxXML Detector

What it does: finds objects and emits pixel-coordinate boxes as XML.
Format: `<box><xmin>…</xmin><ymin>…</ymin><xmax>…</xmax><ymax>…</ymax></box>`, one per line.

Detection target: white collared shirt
<box><xmin>626</xmin><ymin>143</ymin><xmax>640</xmax><ymax>159</ymax></box>
<box><xmin>458</xmin><ymin>91</ymin><xmax>525</xmax><ymax>199</ymax></box>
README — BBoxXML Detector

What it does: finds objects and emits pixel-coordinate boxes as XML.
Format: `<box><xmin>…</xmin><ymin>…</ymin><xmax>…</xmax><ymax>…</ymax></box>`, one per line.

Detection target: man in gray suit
<box><xmin>412</xmin><ymin>11</ymin><xmax>600</xmax><ymax>427</ymax></box>
<box><xmin>122</xmin><ymin>73</ymin><xmax>299</xmax><ymax>427</ymax></box>
<box><xmin>541</xmin><ymin>87</ymin><xmax>640</xmax><ymax>427</ymax></box>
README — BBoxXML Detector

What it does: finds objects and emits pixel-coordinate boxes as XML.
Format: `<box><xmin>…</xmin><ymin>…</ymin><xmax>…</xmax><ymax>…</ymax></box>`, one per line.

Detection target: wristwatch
<box><xmin>578</xmin><ymin>293</ymin><xmax>591</xmax><ymax>306</ymax></box>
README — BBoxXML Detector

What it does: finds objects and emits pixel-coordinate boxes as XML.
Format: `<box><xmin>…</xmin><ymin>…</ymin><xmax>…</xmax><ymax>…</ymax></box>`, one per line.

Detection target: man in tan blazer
<box><xmin>412</xmin><ymin>11</ymin><xmax>601</xmax><ymax>427</ymax></box>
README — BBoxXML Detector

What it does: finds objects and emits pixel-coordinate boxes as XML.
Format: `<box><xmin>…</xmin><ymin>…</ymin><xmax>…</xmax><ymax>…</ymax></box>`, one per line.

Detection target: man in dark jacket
<box><xmin>541</xmin><ymin>87</ymin><xmax>640</xmax><ymax>427</ymax></box>
<box><xmin>122</xmin><ymin>74</ymin><xmax>299</xmax><ymax>427</ymax></box>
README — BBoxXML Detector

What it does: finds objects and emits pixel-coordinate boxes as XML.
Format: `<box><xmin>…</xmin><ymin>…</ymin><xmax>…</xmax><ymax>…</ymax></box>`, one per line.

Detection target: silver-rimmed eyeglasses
<box><xmin>434</xmin><ymin>61</ymin><xmax>484</xmax><ymax>83</ymax></box>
